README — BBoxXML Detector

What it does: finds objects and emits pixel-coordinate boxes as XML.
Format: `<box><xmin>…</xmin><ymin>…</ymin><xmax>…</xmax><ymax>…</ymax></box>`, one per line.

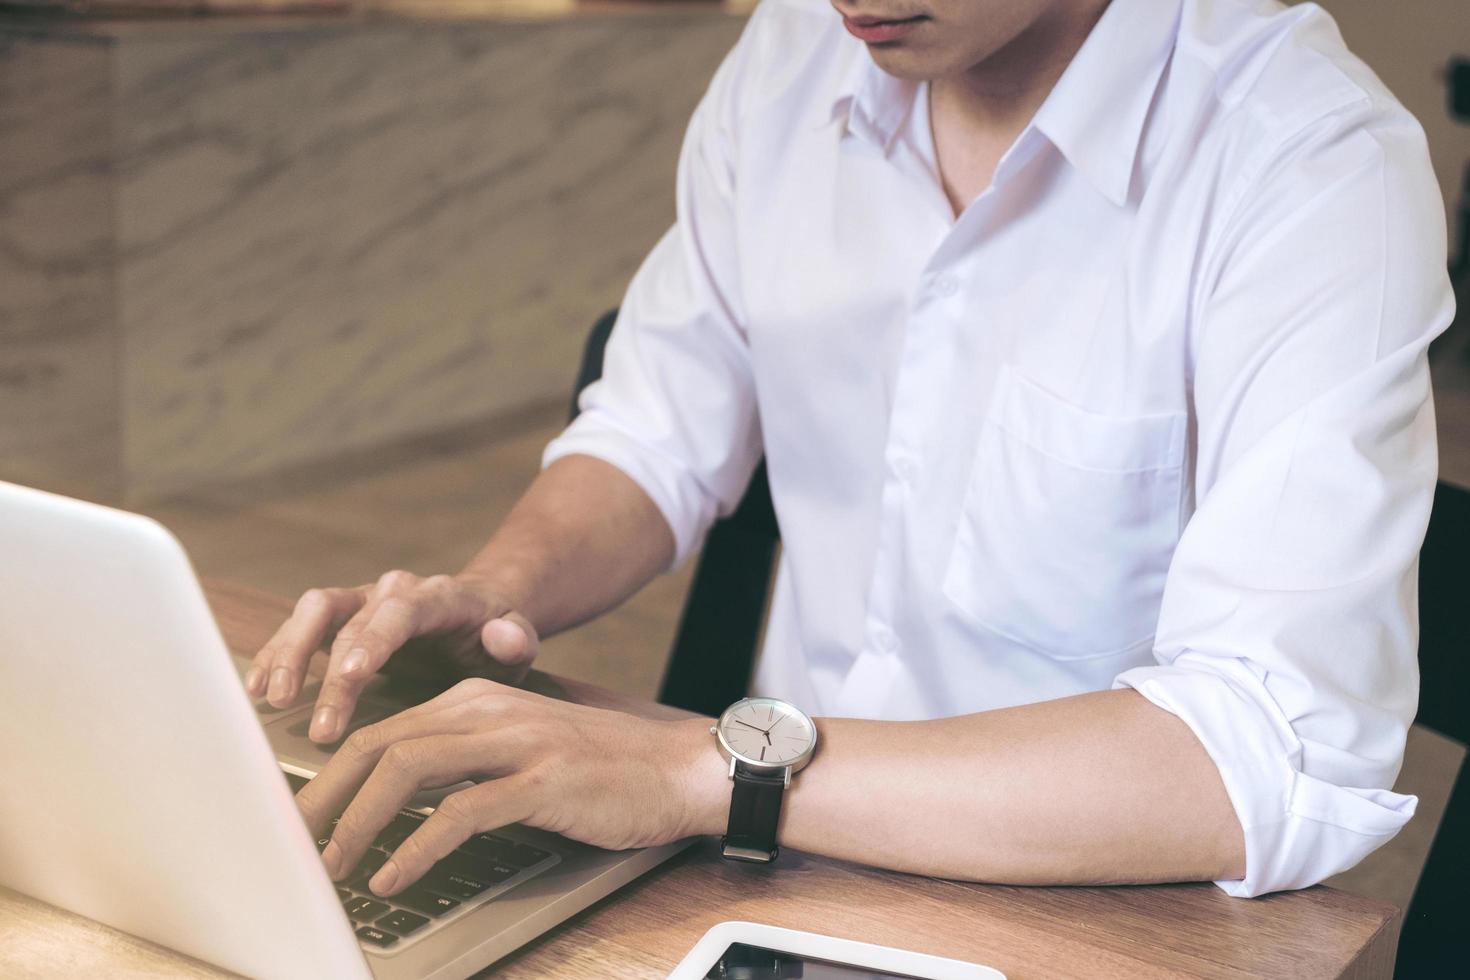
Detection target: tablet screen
<box><xmin>704</xmin><ymin>942</ymin><xmax>930</xmax><ymax>980</ymax></box>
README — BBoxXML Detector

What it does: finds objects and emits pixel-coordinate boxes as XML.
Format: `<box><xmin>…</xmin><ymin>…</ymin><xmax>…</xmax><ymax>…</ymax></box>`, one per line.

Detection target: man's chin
<box><xmin>863</xmin><ymin>45</ymin><xmax>952</xmax><ymax>82</ymax></box>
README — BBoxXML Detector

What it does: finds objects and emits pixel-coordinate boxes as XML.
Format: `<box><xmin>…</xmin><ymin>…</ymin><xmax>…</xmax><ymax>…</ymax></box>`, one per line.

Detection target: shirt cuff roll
<box><xmin>1113</xmin><ymin>658</ymin><xmax>1417</xmax><ymax>897</ymax></box>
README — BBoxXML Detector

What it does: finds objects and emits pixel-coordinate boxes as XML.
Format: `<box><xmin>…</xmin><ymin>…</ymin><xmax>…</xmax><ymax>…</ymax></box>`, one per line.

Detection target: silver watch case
<box><xmin>709</xmin><ymin>697</ymin><xmax>818</xmax><ymax>787</ymax></box>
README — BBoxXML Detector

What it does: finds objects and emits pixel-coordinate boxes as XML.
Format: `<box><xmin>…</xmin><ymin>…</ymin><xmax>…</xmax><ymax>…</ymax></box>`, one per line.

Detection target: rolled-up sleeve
<box><xmin>1114</xmin><ymin>99</ymin><xmax>1456</xmax><ymax>896</ymax></box>
<box><xmin>541</xmin><ymin>15</ymin><xmax>765</xmax><ymax>570</ymax></box>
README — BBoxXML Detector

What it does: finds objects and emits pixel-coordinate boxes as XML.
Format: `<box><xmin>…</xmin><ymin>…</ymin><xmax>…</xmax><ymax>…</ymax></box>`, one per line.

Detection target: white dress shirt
<box><xmin>544</xmin><ymin>0</ymin><xmax>1455</xmax><ymax>896</ymax></box>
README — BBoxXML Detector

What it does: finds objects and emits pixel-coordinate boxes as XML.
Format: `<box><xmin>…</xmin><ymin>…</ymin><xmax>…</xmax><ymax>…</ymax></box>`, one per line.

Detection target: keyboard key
<box><xmin>504</xmin><ymin>840</ymin><xmax>553</xmax><ymax>868</ymax></box>
<box><xmin>360</xmin><ymin>847</ymin><xmax>392</xmax><ymax>873</ymax></box>
<box><xmin>442</xmin><ymin>850</ymin><xmax>517</xmax><ymax>879</ymax></box>
<box><xmin>424</xmin><ymin>867</ymin><xmax>509</xmax><ymax>900</ymax></box>
<box><xmin>460</xmin><ymin>833</ymin><xmax>554</xmax><ymax>869</ymax></box>
<box><xmin>376</xmin><ymin>909</ymin><xmax>430</xmax><ymax>936</ymax></box>
<box><xmin>315</xmin><ymin>836</ymin><xmax>331</xmax><ymax>853</ymax></box>
<box><xmin>458</xmin><ymin>834</ymin><xmax>521</xmax><ymax>866</ymax></box>
<box><xmin>424</xmin><ymin>871</ymin><xmax>489</xmax><ymax>900</ymax></box>
<box><xmin>395</xmin><ymin>885</ymin><xmax>460</xmax><ymax>917</ymax></box>
<box><xmin>356</xmin><ymin>926</ymin><xmax>399</xmax><ymax>948</ymax></box>
<box><xmin>336</xmin><ymin>888</ymin><xmax>351</xmax><ymax>902</ymax></box>
<box><xmin>441</xmin><ymin>846</ymin><xmax>517</xmax><ymax>875</ymax></box>
<box><xmin>376</xmin><ymin>829</ymin><xmax>408</xmax><ymax>850</ymax></box>
<box><xmin>392</xmin><ymin>811</ymin><xmax>428</xmax><ymax>832</ymax></box>
<box><xmin>346</xmin><ymin>848</ymin><xmax>391</xmax><ymax>889</ymax></box>
<box><xmin>345</xmin><ymin>897</ymin><xmax>390</xmax><ymax>922</ymax></box>
<box><xmin>375</xmin><ymin>811</ymin><xmax>427</xmax><ymax>849</ymax></box>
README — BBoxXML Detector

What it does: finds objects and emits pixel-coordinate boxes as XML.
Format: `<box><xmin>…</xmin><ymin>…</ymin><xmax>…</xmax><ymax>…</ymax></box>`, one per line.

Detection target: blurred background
<box><xmin>1</xmin><ymin>0</ymin><xmax>1467</xmax><ymax>912</ymax></box>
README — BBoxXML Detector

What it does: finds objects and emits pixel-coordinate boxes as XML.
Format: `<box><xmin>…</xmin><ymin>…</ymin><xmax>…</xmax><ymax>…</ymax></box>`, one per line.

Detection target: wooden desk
<box><xmin>0</xmin><ymin>580</ymin><xmax>1402</xmax><ymax>979</ymax></box>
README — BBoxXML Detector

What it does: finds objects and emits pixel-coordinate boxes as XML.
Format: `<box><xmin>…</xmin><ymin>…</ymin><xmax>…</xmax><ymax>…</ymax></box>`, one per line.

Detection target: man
<box><xmin>248</xmin><ymin>0</ymin><xmax>1453</xmax><ymax>900</ymax></box>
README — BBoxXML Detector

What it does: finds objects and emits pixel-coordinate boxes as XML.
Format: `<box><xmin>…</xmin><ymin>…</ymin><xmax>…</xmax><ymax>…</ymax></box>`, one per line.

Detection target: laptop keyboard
<box><xmin>282</xmin><ymin>771</ymin><xmax>561</xmax><ymax>954</ymax></box>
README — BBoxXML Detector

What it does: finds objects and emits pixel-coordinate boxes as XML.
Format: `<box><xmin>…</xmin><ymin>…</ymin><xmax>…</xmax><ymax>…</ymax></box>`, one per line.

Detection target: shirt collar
<box><xmin>823</xmin><ymin>42</ymin><xmax>920</xmax><ymax>153</ymax></box>
<box><xmin>825</xmin><ymin>0</ymin><xmax>1182</xmax><ymax>206</ymax></box>
<box><xmin>1032</xmin><ymin>0</ymin><xmax>1183</xmax><ymax>205</ymax></box>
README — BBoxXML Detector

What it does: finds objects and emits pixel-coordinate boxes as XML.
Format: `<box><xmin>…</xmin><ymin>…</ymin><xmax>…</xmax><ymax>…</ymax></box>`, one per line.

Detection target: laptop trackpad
<box><xmin>262</xmin><ymin>697</ymin><xmax>395</xmax><ymax>762</ymax></box>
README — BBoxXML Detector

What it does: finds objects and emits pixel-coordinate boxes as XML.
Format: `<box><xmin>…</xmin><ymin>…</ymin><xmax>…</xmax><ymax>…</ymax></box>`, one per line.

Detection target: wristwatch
<box><xmin>710</xmin><ymin>697</ymin><xmax>818</xmax><ymax>863</ymax></box>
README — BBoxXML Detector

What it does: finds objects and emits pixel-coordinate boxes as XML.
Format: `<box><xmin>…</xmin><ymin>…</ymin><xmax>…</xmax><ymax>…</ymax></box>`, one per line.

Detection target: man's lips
<box><xmin>843</xmin><ymin>14</ymin><xmax>927</xmax><ymax>44</ymax></box>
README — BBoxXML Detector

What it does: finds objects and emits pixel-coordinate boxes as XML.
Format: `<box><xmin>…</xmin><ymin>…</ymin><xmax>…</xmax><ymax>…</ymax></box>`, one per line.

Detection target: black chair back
<box><xmin>1396</xmin><ymin>479</ymin><xmax>1470</xmax><ymax>975</ymax></box>
<box><xmin>571</xmin><ymin>310</ymin><xmax>778</xmax><ymax>717</ymax></box>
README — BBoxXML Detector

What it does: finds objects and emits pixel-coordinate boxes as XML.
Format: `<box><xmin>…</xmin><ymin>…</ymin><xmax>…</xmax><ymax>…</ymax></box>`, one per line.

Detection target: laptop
<box><xmin>0</xmin><ymin>479</ymin><xmax>695</xmax><ymax>979</ymax></box>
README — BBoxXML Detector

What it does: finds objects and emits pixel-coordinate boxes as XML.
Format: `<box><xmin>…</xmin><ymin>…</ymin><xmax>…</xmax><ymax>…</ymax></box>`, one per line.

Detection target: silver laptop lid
<box><xmin>0</xmin><ymin>480</ymin><xmax>370</xmax><ymax>980</ymax></box>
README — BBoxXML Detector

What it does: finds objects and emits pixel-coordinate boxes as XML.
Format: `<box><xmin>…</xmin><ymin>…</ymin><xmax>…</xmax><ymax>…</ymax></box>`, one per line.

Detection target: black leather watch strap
<box><xmin>721</xmin><ymin>765</ymin><xmax>786</xmax><ymax>863</ymax></box>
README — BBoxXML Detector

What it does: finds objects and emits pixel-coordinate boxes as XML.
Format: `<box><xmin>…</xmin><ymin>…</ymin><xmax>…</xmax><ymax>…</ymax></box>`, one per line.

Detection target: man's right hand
<box><xmin>243</xmin><ymin>570</ymin><xmax>538</xmax><ymax>744</ymax></box>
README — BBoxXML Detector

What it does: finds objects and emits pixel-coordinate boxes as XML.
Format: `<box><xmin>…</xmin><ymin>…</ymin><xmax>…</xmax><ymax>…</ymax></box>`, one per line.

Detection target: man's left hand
<box><xmin>294</xmin><ymin>678</ymin><xmax>723</xmax><ymax>897</ymax></box>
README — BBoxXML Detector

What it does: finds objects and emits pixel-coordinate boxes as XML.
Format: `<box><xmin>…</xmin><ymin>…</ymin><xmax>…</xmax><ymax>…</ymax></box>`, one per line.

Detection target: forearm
<box><xmin>682</xmin><ymin>688</ymin><xmax>1245</xmax><ymax>884</ymax></box>
<box><xmin>459</xmin><ymin>454</ymin><xmax>674</xmax><ymax>637</ymax></box>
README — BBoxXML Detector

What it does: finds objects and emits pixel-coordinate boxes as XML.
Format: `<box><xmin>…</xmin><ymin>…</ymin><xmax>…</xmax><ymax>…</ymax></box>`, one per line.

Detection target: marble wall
<box><xmin>0</xmin><ymin>33</ymin><xmax>120</xmax><ymax>499</ymax></box>
<box><xmin>8</xmin><ymin>3</ymin><xmax>1457</xmax><ymax>506</ymax></box>
<box><xmin>0</xmin><ymin>12</ymin><xmax>744</xmax><ymax>502</ymax></box>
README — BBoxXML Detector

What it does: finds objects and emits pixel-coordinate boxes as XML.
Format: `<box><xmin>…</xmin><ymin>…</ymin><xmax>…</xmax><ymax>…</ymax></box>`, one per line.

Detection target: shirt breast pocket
<box><xmin>942</xmin><ymin>366</ymin><xmax>1187</xmax><ymax>660</ymax></box>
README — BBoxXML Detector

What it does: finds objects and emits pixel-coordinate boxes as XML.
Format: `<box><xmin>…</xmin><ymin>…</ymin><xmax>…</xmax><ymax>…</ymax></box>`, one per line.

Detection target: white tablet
<box><xmin>667</xmin><ymin>921</ymin><xmax>1006</xmax><ymax>980</ymax></box>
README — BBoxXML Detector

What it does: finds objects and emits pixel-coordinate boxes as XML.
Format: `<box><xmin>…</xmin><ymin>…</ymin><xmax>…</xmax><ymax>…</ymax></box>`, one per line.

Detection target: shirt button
<box><xmin>873</xmin><ymin>626</ymin><xmax>899</xmax><ymax>655</ymax></box>
<box><xmin>888</xmin><ymin>452</ymin><xmax>918</xmax><ymax>484</ymax></box>
<box><xmin>931</xmin><ymin>274</ymin><xmax>958</xmax><ymax>298</ymax></box>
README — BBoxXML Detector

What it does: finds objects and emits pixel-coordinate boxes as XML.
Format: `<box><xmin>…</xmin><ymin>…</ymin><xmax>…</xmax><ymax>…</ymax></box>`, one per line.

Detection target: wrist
<box><xmin>672</xmin><ymin>716</ymin><xmax>731</xmax><ymax>839</ymax></box>
<box><xmin>455</xmin><ymin>566</ymin><xmax>531</xmax><ymax>621</ymax></box>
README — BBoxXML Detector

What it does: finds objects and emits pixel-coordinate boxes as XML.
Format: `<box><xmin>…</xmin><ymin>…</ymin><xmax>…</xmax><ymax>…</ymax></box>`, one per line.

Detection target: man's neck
<box><xmin>929</xmin><ymin>1</ymin><xmax>1110</xmax><ymax>214</ymax></box>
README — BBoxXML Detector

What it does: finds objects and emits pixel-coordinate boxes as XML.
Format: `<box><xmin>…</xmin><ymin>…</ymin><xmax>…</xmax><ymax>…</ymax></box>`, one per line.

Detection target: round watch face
<box><xmin>716</xmin><ymin>697</ymin><xmax>817</xmax><ymax>770</ymax></box>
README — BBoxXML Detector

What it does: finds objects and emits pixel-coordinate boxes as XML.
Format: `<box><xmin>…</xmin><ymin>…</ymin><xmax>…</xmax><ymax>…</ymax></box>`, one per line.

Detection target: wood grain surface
<box><xmin>0</xmin><ymin>579</ymin><xmax>1401</xmax><ymax>979</ymax></box>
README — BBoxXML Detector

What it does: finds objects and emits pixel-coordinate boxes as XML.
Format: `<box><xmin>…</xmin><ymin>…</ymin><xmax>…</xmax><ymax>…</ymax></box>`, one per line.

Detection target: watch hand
<box><xmin>729</xmin><ymin>718</ymin><xmax>769</xmax><ymax>734</ymax></box>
